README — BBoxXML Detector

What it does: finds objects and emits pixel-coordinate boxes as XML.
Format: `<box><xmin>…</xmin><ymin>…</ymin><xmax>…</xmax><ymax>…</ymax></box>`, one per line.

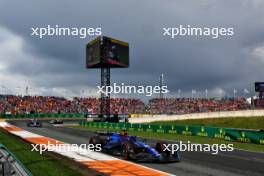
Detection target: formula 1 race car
<box><xmin>89</xmin><ymin>131</ymin><xmax>180</xmax><ymax>162</ymax></box>
<box><xmin>48</xmin><ymin>119</ymin><xmax>63</xmax><ymax>124</ymax></box>
<box><xmin>27</xmin><ymin>119</ymin><xmax>42</xmax><ymax>127</ymax></box>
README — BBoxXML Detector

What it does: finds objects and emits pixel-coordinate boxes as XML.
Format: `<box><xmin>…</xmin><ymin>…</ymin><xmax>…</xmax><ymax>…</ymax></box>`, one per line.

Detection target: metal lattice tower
<box><xmin>159</xmin><ymin>73</ymin><xmax>164</xmax><ymax>99</ymax></box>
<box><xmin>100</xmin><ymin>67</ymin><xmax>111</xmax><ymax>118</ymax></box>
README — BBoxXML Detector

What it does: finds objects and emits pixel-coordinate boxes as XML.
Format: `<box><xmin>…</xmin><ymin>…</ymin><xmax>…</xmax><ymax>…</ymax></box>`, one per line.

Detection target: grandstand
<box><xmin>0</xmin><ymin>94</ymin><xmax>255</xmax><ymax>115</ymax></box>
<box><xmin>0</xmin><ymin>95</ymin><xmax>145</xmax><ymax>115</ymax></box>
<box><xmin>147</xmin><ymin>98</ymin><xmax>250</xmax><ymax>114</ymax></box>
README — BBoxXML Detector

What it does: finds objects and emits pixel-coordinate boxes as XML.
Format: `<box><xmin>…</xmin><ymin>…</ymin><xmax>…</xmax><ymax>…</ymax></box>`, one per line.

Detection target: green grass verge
<box><xmin>71</xmin><ymin>125</ymin><xmax>264</xmax><ymax>153</ymax></box>
<box><xmin>0</xmin><ymin>129</ymin><xmax>85</xmax><ymax>176</ymax></box>
<box><xmin>150</xmin><ymin>117</ymin><xmax>264</xmax><ymax>130</ymax></box>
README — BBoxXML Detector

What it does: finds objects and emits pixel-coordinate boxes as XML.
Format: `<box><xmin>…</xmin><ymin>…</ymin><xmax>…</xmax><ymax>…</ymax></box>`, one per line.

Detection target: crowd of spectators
<box><xmin>254</xmin><ymin>98</ymin><xmax>264</xmax><ymax>108</ymax></box>
<box><xmin>147</xmin><ymin>98</ymin><xmax>251</xmax><ymax>114</ymax></box>
<box><xmin>0</xmin><ymin>95</ymin><xmax>145</xmax><ymax>115</ymax></box>
<box><xmin>0</xmin><ymin>95</ymin><xmax>252</xmax><ymax>115</ymax></box>
<box><xmin>71</xmin><ymin>97</ymin><xmax>145</xmax><ymax>114</ymax></box>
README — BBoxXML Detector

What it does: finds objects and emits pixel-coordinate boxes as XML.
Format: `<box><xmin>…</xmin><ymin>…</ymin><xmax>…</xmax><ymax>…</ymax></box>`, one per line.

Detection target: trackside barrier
<box><xmin>79</xmin><ymin>122</ymin><xmax>264</xmax><ymax>145</ymax></box>
<box><xmin>0</xmin><ymin>114</ymin><xmax>86</xmax><ymax>119</ymax></box>
<box><xmin>0</xmin><ymin>144</ymin><xmax>32</xmax><ymax>176</ymax></box>
<box><xmin>129</xmin><ymin>110</ymin><xmax>264</xmax><ymax>122</ymax></box>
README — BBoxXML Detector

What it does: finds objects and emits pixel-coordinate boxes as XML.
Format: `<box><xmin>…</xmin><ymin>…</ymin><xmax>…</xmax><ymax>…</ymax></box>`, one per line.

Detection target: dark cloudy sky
<box><xmin>0</xmin><ymin>0</ymin><xmax>264</xmax><ymax>98</ymax></box>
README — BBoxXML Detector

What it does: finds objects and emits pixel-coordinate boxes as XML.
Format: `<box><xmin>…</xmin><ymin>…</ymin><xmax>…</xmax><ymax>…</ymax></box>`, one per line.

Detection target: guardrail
<box><xmin>79</xmin><ymin>122</ymin><xmax>264</xmax><ymax>145</ymax></box>
<box><xmin>0</xmin><ymin>144</ymin><xmax>32</xmax><ymax>176</ymax></box>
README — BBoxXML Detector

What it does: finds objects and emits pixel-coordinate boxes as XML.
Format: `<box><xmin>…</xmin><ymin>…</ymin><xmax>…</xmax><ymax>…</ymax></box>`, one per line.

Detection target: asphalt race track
<box><xmin>10</xmin><ymin>121</ymin><xmax>264</xmax><ymax>176</ymax></box>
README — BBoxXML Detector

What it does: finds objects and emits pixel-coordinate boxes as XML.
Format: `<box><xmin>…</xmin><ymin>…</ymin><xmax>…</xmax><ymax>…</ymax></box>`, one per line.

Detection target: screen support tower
<box><xmin>86</xmin><ymin>36</ymin><xmax>129</xmax><ymax>121</ymax></box>
<box><xmin>100</xmin><ymin>67</ymin><xmax>111</xmax><ymax>119</ymax></box>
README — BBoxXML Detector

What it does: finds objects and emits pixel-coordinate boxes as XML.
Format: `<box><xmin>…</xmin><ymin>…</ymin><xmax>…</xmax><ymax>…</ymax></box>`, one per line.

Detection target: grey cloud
<box><xmin>0</xmin><ymin>0</ymin><xmax>264</xmax><ymax>98</ymax></box>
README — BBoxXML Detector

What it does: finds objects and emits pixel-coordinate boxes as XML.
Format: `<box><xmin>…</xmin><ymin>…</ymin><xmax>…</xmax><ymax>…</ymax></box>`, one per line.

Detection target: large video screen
<box><xmin>255</xmin><ymin>82</ymin><xmax>264</xmax><ymax>92</ymax></box>
<box><xmin>103</xmin><ymin>36</ymin><xmax>129</xmax><ymax>68</ymax></box>
<box><xmin>86</xmin><ymin>37</ymin><xmax>101</xmax><ymax>68</ymax></box>
<box><xmin>86</xmin><ymin>36</ymin><xmax>129</xmax><ymax>68</ymax></box>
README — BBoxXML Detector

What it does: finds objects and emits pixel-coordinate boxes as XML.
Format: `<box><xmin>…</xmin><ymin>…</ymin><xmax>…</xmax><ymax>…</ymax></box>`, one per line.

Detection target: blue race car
<box><xmin>89</xmin><ymin>131</ymin><xmax>180</xmax><ymax>162</ymax></box>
